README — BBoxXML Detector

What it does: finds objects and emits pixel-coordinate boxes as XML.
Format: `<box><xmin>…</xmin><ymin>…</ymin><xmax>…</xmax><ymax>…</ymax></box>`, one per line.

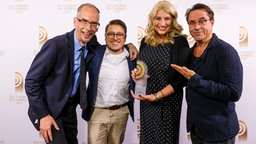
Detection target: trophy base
<box><xmin>135</xmin><ymin>86</ymin><xmax>146</xmax><ymax>96</ymax></box>
<box><xmin>134</xmin><ymin>77</ymin><xmax>147</xmax><ymax>95</ymax></box>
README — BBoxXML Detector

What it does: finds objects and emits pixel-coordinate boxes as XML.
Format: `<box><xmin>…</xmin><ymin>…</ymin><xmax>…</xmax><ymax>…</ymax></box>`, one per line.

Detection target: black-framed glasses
<box><xmin>76</xmin><ymin>17</ymin><xmax>100</xmax><ymax>29</ymax></box>
<box><xmin>188</xmin><ymin>18</ymin><xmax>211</xmax><ymax>27</ymax></box>
<box><xmin>106</xmin><ymin>32</ymin><xmax>125</xmax><ymax>39</ymax></box>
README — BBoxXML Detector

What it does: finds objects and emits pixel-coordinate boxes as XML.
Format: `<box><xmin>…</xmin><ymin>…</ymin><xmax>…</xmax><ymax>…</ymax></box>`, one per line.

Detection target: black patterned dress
<box><xmin>138</xmin><ymin>42</ymin><xmax>183</xmax><ymax>144</ymax></box>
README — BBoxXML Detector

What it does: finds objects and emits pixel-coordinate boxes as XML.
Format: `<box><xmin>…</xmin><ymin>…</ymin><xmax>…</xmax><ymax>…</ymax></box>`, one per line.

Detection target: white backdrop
<box><xmin>0</xmin><ymin>0</ymin><xmax>255</xmax><ymax>144</ymax></box>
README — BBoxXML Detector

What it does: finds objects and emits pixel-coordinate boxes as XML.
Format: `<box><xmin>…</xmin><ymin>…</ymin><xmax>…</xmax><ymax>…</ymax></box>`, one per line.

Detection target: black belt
<box><xmin>99</xmin><ymin>102</ymin><xmax>128</xmax><ymax>110</ymax></box>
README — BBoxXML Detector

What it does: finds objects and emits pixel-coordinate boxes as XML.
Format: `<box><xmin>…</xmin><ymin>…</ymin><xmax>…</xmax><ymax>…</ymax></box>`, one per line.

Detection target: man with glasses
<box><xmin>82</xmin><ymin>19</ymin><xmax>136</xmax><ymax>144</ymax></box>
<box><xmin>171</xmin><ymin>3</ymin><xmax>243</xmax><ymax>144</ymax></box>
<box><xmin>25</xmin><ymin>3</ymin><xmax>138</xmax><ymax>144</ymax></box>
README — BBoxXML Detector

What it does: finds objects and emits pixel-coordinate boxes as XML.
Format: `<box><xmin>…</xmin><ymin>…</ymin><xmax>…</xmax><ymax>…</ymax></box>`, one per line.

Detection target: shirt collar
<box><xmin>74</xmin><ymin>30</ymin><xmax>87</xmax><ymax>51</ymax></box>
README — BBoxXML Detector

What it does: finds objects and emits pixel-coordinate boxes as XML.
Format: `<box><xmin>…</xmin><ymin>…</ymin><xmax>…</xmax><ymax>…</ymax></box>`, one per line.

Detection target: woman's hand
<box><xmin>130</xmin><ymin>90</ymin><xmax>156</xmax><ymax>102</ymax></box>
<box><xmin>131</xmin><ymin>68</ymin><xmax>137</xmax><ymax>82</ymax></box>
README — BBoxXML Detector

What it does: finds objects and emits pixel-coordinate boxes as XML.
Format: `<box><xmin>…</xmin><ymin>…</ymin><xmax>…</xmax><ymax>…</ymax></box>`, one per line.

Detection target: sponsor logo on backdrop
<box><xmin>15</xmin><ymin>72</ymin><xmax>24</xmax><ymax>93</ymax></box>
<box><xmin>208</xmin><ymin>1</ymin><xmax>229</xmax><ymax>13</ymax></box>
<box><xmin>238</xmin><ymin>50</ymin><xmax>254</xmax><ymax>60</ymax></box>
<box><xmin>238</xmin><ymin>120</ymin><xmax>247</xmax><ymax>141</ymax></box>
<box><xmin>237</xmin><ymin>26</ymin><xmax>254</xmax><ymax>60</ymax></box>
<box><xmin>107</xmin><ymin>0</ymin><xmax>127</xmax><ymax>13</ymax></box>
<box><xmin>57</xmin><ymin>0</ymin><xmax>77</xmax><ymax>13</ymax></box>
<box><xmin>239</xmin><ymin>26</ymin><xmax>248</xmax><ymax>47</ymax></box>
<box><xmin>35</xmin><ymin>26</ymin><xmax>48</xmax><ymax>55</ymax></box>
<box><xmin>8</xmin><ymin>0</ymin><xmax>29</xmax><ymax>13</ymax></box>
<box><xmin>137</xmin><ymin>26</ymin><xmax>146</xmax><ymax>47</ymax></box>
<box><xmin>10</xmin><ymin>72</ymin><xmax>27</xmax><ymax>104</ymax></box>
<box><xmin>39</xmin><ymin>26</ymin><xmax>48</xmax><ymax>47</ymax></box>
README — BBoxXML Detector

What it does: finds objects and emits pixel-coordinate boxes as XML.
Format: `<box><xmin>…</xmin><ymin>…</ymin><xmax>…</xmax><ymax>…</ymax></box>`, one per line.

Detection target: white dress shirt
<box><xmin>95</xmin><ymin>48</ymin><xmax>130</xmax><ymax>108</ymax></box>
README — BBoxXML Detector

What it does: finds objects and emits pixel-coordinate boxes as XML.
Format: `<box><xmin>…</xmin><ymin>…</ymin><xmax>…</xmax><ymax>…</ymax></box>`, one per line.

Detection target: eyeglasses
<box><xmin>106</xmin><ymin>32</ymin><xmax>125</xmax><ymax>39</ymax></box>
<box><xmin>188</xmin><ymin>18</ymin><xmax>211</xmax><ymax>27</ymax></box>
<box><xmin>76</xmin><ymin>17</ymin><xmax>100</xmax><ymax>29</ymax></box>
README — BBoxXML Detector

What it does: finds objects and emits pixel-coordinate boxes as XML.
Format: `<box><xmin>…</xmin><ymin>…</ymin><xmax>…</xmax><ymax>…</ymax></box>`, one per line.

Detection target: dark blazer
<box><xmin>186</xmin><ymin>34</ymin><xmax>243</xmax><ymax>142</ymax></box>
<box><xmin>25</xmin><ymin>29</ymin><xmax>100</xmax><ymax>130</ymax></box>
<box><xmin>82</xmin><ymin>45</ymin><xmax>136</xmax><ymax>121</ymax></box>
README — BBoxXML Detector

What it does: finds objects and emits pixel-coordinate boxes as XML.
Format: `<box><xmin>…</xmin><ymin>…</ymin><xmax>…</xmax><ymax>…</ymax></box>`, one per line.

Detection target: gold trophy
<box><xmin>135</xmin><ymin>60</ymin><xmax>148</xmax><ymax>95</ymax></box>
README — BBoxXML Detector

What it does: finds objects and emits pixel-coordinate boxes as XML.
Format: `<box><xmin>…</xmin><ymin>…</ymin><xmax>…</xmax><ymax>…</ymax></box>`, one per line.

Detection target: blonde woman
<box><xmin>131</xmin><ymin>1</ymin><xmax>190</xmax><ymax>143</ymax></box>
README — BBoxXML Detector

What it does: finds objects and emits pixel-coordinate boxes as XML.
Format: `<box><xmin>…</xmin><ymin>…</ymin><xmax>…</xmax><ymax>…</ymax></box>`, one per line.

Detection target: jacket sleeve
<box><xmin>25</xmin><ymin>39</ymin><xmax>58</xmax><ymax>127</ymax></box>
<box><xmin>188</xmin><ymin>42</ymin><xmax>243</xmax><ymax>102</ymax></box>
<box><xmin>169</xmin><ymin>36</ymin><xmax>191</xmax><ymax>91</ymax></box>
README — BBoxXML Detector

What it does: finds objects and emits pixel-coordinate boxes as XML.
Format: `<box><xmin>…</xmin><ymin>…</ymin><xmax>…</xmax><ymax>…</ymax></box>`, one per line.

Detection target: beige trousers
<box><xmin>88</xmin><ymin>106</ymin><xmax>130</xmax><ymax>144</ymax></box>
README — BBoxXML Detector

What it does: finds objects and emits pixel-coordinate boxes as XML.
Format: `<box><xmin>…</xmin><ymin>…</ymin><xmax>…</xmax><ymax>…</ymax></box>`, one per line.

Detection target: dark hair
<box><xmin>105</xmin><ymin>19</ymin><xmax>127</xmax><ymax>35</ymax></box>
<box><xmin>77</xmin><ymin>3</ymin><xmax>100</xmax><ymax>14</ymax></box>
<box><xmin>185</xmin><ymin>3</ymin><xmax>214</xmax><ymax>22</ymax></box>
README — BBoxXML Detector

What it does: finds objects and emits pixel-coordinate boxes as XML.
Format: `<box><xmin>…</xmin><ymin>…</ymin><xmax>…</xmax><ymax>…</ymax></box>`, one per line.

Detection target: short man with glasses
<box><xmin>82</xmin><ymin>19</ymin><xmax>136</xmax><ymax>144</ymax></box>
<box><xmin>171</xmin><ymin>3</ymin><xmax>243</xmax><ymax>144</ymax></box>
<box><xmin>25</xmin><ymin>3</ymin><xmax>138</xmax><ymax>144</ymax></box>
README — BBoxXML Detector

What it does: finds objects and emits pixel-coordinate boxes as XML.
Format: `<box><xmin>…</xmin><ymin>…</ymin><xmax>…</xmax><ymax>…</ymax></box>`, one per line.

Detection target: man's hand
<box><xmin>171</xmin><ymin>64</ymin><xmax>196</xmax><ymax>80</ymax></box>
<box><xmin>127</xmin><ymin>43</ymin><xmax>138</xmax><ymax>60</ymax></box>
<box><xmin>39</xmin><ymin>115</ymin><xmax>60</xmax><ymax>143</ymax></box>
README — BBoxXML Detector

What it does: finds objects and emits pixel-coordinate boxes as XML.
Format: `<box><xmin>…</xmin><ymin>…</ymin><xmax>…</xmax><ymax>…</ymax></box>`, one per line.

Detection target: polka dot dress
<box><xmin>138</xmin><ymin>43</ymin><xmax>183</xmax><ymax>144</ymax></box>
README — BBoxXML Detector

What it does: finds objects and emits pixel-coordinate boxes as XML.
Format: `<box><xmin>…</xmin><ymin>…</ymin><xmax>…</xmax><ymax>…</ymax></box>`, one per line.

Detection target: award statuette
<box><xmin>135</xmin><ymin>60</ymin><xmax>148</xmax><ymax>96</ymax></box>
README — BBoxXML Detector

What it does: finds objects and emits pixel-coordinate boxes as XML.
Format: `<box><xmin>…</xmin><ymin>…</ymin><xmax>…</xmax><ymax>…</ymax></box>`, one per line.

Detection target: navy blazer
<box><xmin>25</xmin><ymin>29</ymin><xmax>100</xmax><ymax>130</ymax></box>
<box><xmin>186</xmin><ymin>34</ymin><xmax>243</xmax><ymax>142</ymax></box>
<box><xmin>82</xmin><ymin>45</ymin><xmax>136</xmax><ymax>121</ymax></box>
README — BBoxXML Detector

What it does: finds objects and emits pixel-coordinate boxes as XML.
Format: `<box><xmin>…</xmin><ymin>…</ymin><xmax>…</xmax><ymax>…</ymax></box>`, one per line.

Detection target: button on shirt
<box><xmin>95</xmin><ymin>48</ymin><xmax>130</xmax><ymax>108</ymax></box>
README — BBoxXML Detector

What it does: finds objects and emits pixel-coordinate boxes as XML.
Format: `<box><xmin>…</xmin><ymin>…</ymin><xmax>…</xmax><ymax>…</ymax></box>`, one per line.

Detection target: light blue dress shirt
<box><xmin>71</xmin><ymin>31</ymin><xmax>88</xmax><ymax>96</ymax></box>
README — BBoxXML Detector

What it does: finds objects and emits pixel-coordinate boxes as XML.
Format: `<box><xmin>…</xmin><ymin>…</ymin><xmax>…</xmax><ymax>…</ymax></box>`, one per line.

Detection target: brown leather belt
<box><xmin>100</xmin><ymin>102</ymin><xmax>128</xmax><ymax>110</ymax></box>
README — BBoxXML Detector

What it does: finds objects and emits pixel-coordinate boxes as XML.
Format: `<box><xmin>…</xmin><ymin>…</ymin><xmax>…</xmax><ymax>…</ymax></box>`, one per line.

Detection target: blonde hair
<box><xmin>145</xmin><ymin>1</ymin><xmax>183</xmax><ymax>47</ymax></box>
